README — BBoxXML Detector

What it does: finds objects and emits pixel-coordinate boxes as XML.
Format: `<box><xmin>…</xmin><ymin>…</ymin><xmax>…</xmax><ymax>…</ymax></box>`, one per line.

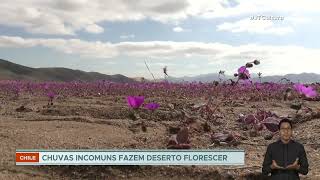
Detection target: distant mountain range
<box><xmin>0</xmin><ymin>59</ymin><xmax>135</xmax><ymax>83</ymax></box>
<box><xmin>164</xmin><ymin>73</ymin><xmax>320</xmax><ymax>84</ymax></box>
<box><xmin>1</xmin><ymin>58</ymin><xmax>319</xmax><ymax>84</ymax></box>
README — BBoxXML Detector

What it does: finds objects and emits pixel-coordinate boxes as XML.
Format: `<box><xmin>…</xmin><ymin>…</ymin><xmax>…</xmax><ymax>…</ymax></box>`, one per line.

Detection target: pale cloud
<box><xmin>0</xmin><ymin>0</ymin><xmax>189</xmax><ymax>35</ymax></box>
<box><xmin>85</xmin><ymin>24</ymin><xmax>104</xmax><ymax>34</ymax></box>
<box><xmin>192</xmin><ymin>0</ymin><xmax>320</xmax><ymax>19</ymax></box>
<box><xmin>152</xmin><ymin>62</ymin><xmax>175</xmax><ymax>67</ymax></box>
<box><xmin>173</xmin><ymin>26</ymin><xmax>184</xmax><ymax>32</ymax></box>
<box><xmin>217</xmin><ymin>18</ymin><xmax>294</xmax><ymax>35</ymax></box>
<box><xmin>120</xmin><ymin>34</ymin><xmax>135</xmax><ymax>39</ymax></box>
<box><xmin>0</xmin><ymin>36</ymin><xmax>118</xmax><ymax>58</ymax></box>
<box><xmin>1</xmin><ymin>35</ymin><xmax>320</xmax><ymax>75</ymax></box>
<box><xmin>173</xmin><ymin>26</ymin><xmax>191</xmax><ymax>32</ymax></box>
<box><xmin>0</xmin><ymin>0</ymin><xmax>318</xmax><ymax>35</ymax></box>
<box><xmin>115</xmin><ymin>41</ymin><xmax>231</xmax><ymax>59</ymax></box>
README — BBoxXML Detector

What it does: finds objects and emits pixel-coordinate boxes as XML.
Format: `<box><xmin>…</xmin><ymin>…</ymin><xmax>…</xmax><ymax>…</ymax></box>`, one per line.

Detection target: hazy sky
<box><xmin>0</xmin><ymin>0</ymin><xmax>319</xmax><ymax>78</ymax></box>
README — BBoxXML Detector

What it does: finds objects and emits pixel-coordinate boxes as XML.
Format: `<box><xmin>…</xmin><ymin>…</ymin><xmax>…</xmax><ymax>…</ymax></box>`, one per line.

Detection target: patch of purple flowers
<box><xmin>294</xmin><ymin>83</ymin><xmax>317</xmax><ymax>98</ymax></box>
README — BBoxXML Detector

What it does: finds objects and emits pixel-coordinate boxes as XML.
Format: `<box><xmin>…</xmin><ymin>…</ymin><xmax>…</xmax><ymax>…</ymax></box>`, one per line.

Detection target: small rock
<box><xmin>128</xmin><ymin>126</ymin><xmax>140</xmax><ymax>133</ymax></box>
<box><xmin>221</xmin><ymin>171</ymin><xmax>235</xmax><ymax>180</ymax></box>
<box><xmin>193</xmin><ymin>102</ymin><xmax>206</xmax><ymax>109</ymax></box>
<box><xmin>306</xmin><ymin>133</ymin><xmax>311</xmax><ymax>139</ymax></box>
<box><xmin>96</xmin><ymin>101</ymin><xmax>104</xmax><ymax>105</ymax></box>
<box><xmin>304</xmin><ymin>113</ymin><xmax>312</xmax><ymax>121</ymax></box>
<box><xmin>311</xmin><ymin>111</ymin><xmax>320</xmax><ymax>119</ymax></box>
<box><xmin>119</xmin><ymin>175</ymin><xmax>126</xmax><ymax>179</ymax></box>
<box><xmin>168</xmin><ymin>126</ymin><xmax>180</xmax><ymax>134</ymax></box>
<box><xmin>219</xmin><ymin>142</ymin><xmax>228</xmax><ymax>146</ymax></box>
<box><xmin>264</xmin><ymin>133</ymin><xmax>273</xmax><ymax>140</ymax></box>
<box><xmin>189</xmin><ymin>119</ymin><xmax>203</xmax><ymax>132</ymax></box>
<box><xmin>291</xmin><ymin>113</ymin><xmax>303</xmax><ymax>124</ymax></box>
<box><xmin>242</xmin><ymin>125</ymin><xmax>249</xmax><ymax>131</ymax></box>
<box><xmin>141</xmin><ymin>125</ymin><xmax>147</xmax><ymax>132</ymax></box>
<box><xmin>233</xmin><ymin>102</ymin><xmax>244</xmax><ymax>107</ymax></box>
<box><xmin>129</xmin><ymin>143</ymin><xmax>137</xmax><ymax>148</ymax></box>
<box><xmin>203</xmin><ymin>122</ymin><xmax>211</xmax><ymax>132</ymax></box>
<box><xmin>290</xmin><ymin>102</ymin><xmax>302</xmax><ymax>111</ymax></box>
<box><xmin>249</xmin><ymin>130</ymin><xmax>258</xmax><ymax>137</ymax></box>
<box><xmin>176</xmin><ymin>127</ymin><xmax>189</xmax><ymax>144</ymax></box>
<box><xmin>16</xmin><ymin>106</ymin><xmax>32</xmax><ymax>112</ymax></box>
<box><xmin>168</xmin><ymin>103</ymin><xmax>175</xmax><ymax>109</ymax></box>
<box><xmin>128</xmin><ymin>111</ymin><xmax>137</xmax><ymax>121</ymax></box>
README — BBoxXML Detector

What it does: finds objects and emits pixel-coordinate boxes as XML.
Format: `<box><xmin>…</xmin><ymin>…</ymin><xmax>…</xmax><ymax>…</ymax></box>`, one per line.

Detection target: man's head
<box><xmin>278</xmin><ymin>118</ymin><xmax>293</xmax><ymax>142</ymax></box>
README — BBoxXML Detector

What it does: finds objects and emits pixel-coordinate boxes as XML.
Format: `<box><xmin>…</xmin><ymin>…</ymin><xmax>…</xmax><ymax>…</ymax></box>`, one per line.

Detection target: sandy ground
<box><xmin>0</xmin><ymin>94</ymin><xmax>319</xmax><ymax>180</ymax></box>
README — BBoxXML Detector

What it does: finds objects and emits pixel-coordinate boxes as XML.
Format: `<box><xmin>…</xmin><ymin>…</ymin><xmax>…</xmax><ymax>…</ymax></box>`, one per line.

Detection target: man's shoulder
<box><xmin>291</xmin><ymin>140</ymin><xmax>305</xmax><ymax>148</ymax></box>
<box><xmin>267</xmin><ymin>140</ymin><xmax>279</xmax><ymax>148</ymax></box>
<box><xmin>269</xmin><ymin>141</ymin><xmax>278</xmax><ymax>146</ymax></box>
<box><xmin>270</xmin><ymin>139</ymin><xmax>282</xmax><ymax>145</ymax></box>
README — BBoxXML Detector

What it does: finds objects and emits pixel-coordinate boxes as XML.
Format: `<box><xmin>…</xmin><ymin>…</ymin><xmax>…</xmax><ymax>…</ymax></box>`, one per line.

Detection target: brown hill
<box><xmin>0</xmin><ymin>59</ymin><xmax>135</xmax><ymax>83</ymax></box>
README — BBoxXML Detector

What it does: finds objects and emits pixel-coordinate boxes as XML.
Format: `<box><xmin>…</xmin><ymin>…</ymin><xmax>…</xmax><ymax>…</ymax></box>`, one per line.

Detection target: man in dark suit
<box><xmin>262</xmin><ymin>118</ymin><xmax>309</xmax><ymax>179</ymax></box>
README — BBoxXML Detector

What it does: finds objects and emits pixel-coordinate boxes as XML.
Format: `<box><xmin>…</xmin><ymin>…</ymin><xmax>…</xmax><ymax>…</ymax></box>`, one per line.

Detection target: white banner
<box><xmin>16</xmin><ymin>149</ymin><xmax>245</xmax><ymax>165</ymax></box>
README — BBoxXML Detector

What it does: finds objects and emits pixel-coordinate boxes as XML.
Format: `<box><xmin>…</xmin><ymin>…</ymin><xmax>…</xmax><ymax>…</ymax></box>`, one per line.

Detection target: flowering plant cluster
<box><xmin>294</xmin><ymin>83</ymin><xmax>317</xmax><ymax>98</ymax></box>
<box><xmin>127</xmin><ymin>96</ymin><xmax>160</xmax><ymax>111</ymax></box>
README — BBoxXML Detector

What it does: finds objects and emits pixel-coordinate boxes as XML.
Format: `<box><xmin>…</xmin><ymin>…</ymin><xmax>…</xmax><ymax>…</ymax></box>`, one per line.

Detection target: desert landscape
<box><xmin>0</xmin><ymin>75</ymin><xmax>320</xmax><ymax>179</ymax></box>
<box><xmin>1</xmin><ymin>0</ymin><xmax>319</xmax><ymax>179</ymax></box>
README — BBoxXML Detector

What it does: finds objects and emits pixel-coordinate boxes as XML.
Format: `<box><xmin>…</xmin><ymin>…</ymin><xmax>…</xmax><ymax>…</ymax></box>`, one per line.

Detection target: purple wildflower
<box><xmin>293</xmin><ymin>83</ymin><xmax>304</xmax><ymax>93</ymax></box>
<box><xmin>301</xmin><ymin>86</ymin><xmax>317</xmax><ymax>98</ymax></box>
<box><xmin>239</xmin><ymin>79</ymin><xmax>251</xmax><ymax>86</ymax></box>
<box><xmin>127</xmin><ymin>96</ymin><xmax>145</xmax><ymax>109</ymax></box>
<box><xmin>237</xmin><ymin>66</ymin><xmax>250</xmax><ymax>80</ymax></box>
<box><xmin>145</xmin><ymin>103</ymin><xmax>160</xmax><ymax>110</ymax></box>
<box><xmin>47</xmin><ymin>91</ymin><xmax>56</xmax><ymax>105</ymax></box>
<box><xmin>44</xmin><ymin>84</ymin><xmax>49</xmax><ymax>91</ymax></box>
<box><xmin>47</xmin><ymin>91</ymin><xmax>56</xmax><ymax>100</ymax></box>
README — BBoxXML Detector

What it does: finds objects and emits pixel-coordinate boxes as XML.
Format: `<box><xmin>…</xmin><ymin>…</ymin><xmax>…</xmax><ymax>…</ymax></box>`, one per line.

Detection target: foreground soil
<box><xmin>1</xmin><ymin>94</ymin><xmax>319</xmax><ymax>179</ymax></box>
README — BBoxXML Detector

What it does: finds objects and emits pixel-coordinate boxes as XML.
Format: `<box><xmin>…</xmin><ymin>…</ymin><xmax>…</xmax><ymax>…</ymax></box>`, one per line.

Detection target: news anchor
<box><xmin>262</xmin><ymin>118</ymin><xmax>309</xmax><ymax>179</ymax></box>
